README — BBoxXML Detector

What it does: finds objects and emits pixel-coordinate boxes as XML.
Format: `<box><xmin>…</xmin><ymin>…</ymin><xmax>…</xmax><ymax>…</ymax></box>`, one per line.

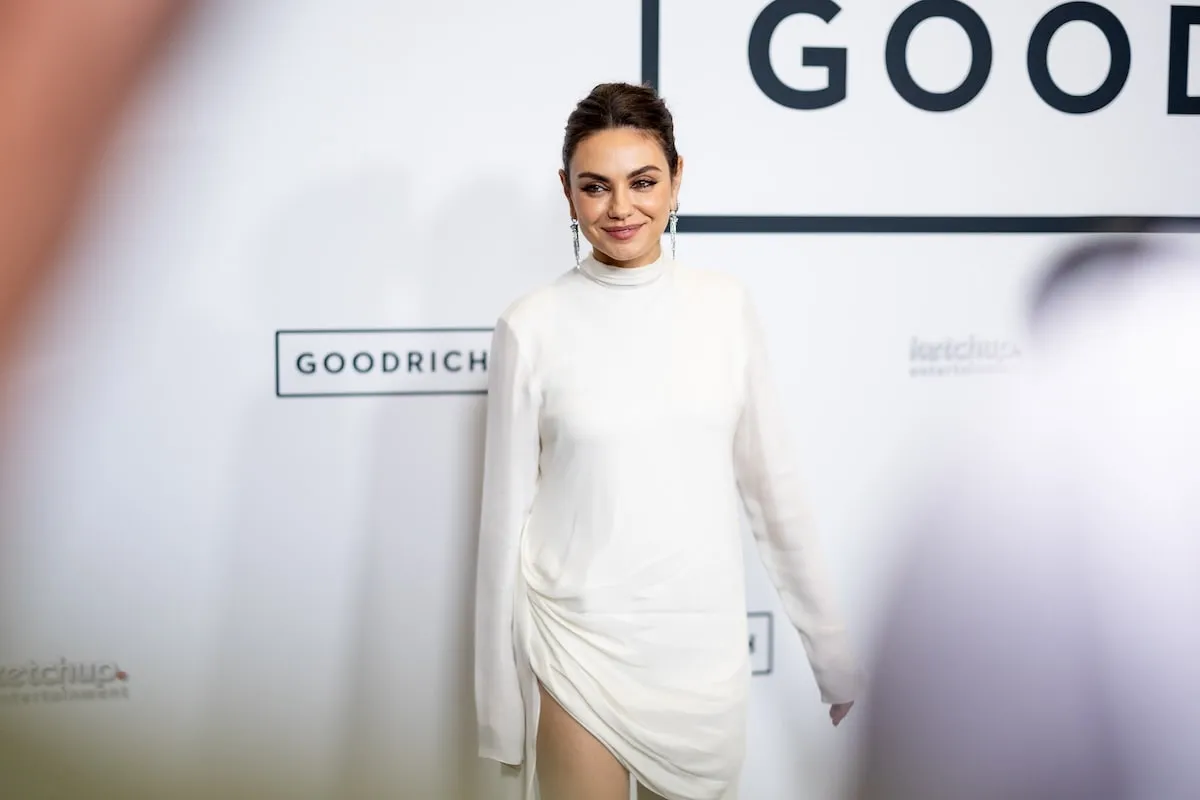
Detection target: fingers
<box><xmin>830</xmin><ymin>702</ymin><xmax>854</xmax><ymax>726</ymax></box>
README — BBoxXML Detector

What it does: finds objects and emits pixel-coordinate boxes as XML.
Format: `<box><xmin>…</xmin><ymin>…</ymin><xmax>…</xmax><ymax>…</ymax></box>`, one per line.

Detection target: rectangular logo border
<box><xmin>748</xmin><ymin>610</ymin><xmax>774</xmax><ymax>676</ymax></box>
<box><xmin>640</xmin><ymin>0</ymin><xmax>1200</xmax><ymax>235</ymax></box>
<box><xmin>275</xmin><ymin>328</ymin><xmax>493</xmax><ymax>399</ymax></box>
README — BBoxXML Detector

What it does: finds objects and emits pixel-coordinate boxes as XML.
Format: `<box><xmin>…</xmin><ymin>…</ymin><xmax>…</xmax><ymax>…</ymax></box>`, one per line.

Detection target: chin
<box><xmin>598</xmin><ymin>239</ymin><xmax>657</xmax><ymax>267</ymax></box>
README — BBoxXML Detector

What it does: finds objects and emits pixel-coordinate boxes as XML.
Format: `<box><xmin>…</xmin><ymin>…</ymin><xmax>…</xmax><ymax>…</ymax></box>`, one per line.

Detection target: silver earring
<box><xmin>570</xmin><ymin>218</ymin><xmax>581</xmax><ymax>266</ymax></box>
<box><xmin>669</xmin><ymin>207</ymin><xmax>678</xmax><ymax>260</ymax></box>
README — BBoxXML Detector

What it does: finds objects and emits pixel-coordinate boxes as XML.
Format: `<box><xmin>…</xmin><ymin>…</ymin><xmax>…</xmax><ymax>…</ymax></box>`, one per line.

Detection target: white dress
<box><xmin>474</xmin><ymin>251</ymin><xmax>861</xmax><ymax>800</ymax></box>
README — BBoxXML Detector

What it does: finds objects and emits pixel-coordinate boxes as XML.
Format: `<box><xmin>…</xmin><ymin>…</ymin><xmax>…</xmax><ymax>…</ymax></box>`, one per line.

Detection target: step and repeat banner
<box><xmin>0</xmin><ymin>1</ymin><xmax>1196</xmax><ymax>798</ymax></box>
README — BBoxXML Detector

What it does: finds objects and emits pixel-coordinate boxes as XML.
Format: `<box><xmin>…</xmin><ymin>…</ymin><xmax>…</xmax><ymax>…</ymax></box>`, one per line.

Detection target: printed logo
<box><xmin>645</xmin><ymin>0</ymin><xmax>1199</xmax><ymax>116</ymax></box>
<box><xmin>748</xmin><ymin>611</ymin><xmax>774</xmax><ymax>676</ymax></box>
<box><xmin>0</xmin><ymin>659</ymin><xmax>130</xmax><ymax>706</ymax></box>
<box><xmin>275</xmin><ymin>328</ymin><xmax>492</xmax><ymax>397</ymax></box>
<box><xmin>909</xmin><ymin>334</ymin><xmax>1023</xmax><ymax>378</ymax></box>
<box><xmin>642</xmin><ymin>0</ymin><xmax>1200</xmax><ymax>232</ymax></box>
<box><xmin>741</xmin><ymin>0</ymin><xmax>1198</xmax><ymax>115</ymax></box>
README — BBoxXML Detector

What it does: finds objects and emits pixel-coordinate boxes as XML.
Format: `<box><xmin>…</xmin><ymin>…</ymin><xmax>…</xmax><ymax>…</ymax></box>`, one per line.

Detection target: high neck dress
<box><xmin>475</xmin><ymin>249</ymin><xmax>861</xmax><ymax>800</ymax></box>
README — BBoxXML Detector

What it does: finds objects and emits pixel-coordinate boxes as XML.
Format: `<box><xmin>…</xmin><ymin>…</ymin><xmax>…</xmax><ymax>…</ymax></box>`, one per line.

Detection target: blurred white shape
<box><xmin>854</xmin><ymin>234</ymin><xmax>1200</xmax><ymax>800</ymax></box>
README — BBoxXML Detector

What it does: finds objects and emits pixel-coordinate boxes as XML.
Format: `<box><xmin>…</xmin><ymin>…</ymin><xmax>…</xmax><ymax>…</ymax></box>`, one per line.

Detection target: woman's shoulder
<box><xmin>495</xmin><ymin>267</ymin><xmax>578</xmax><ymax>332</ymax></box>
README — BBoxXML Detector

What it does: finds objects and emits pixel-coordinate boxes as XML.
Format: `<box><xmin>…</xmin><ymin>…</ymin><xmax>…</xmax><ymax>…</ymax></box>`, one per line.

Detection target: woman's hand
<box><xmin>830</xmin><ymin>701</ymin><xmax>854</xmax><ymax>727</ymax></box>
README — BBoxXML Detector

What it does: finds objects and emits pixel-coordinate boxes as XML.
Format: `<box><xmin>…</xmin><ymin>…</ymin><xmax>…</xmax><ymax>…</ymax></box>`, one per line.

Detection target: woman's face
<box><xmin>560</xmin><ymin>127</ymin><xmax>682</xmax><ymax>269</ymax></box>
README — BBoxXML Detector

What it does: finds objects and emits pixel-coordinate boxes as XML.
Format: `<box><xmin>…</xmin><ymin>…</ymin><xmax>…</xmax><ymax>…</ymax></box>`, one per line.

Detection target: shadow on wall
<box><xmin>420</xmin><ymin>173</ymin><xmax>578</xmax><ymax>321</ymax></box>
<box><xmin>335</xmin><ymin>175</ymin><xmax>567</xmax><ymax>800</ymax></box>
<box><xmin>196</xmin><ymin>165</ymin><xmax>429</xmax><ymax>799</ymax></box>
<box><xmin>0</xmin><ymin>174</ymin><xmax>524</xmax><ymax>797</ymax></box>
<box><xmin>246</xmin><ymin>165</ymin><xmax>424</xmax><ymax>325</ymax></box>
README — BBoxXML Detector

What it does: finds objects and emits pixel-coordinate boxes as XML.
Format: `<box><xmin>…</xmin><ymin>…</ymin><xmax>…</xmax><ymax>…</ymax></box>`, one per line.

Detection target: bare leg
<box><xmin>536</xmin><ymin>683</ymin><xmax>629</xmax><ymax>800</ymax></box>
<box><xmin>636</xmin><ymin>782</ymin><xmax>667</xmax><ymax>800</ymax></box>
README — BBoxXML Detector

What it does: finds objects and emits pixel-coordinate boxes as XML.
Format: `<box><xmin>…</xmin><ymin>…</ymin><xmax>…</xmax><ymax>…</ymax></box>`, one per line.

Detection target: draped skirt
<box><xmin>513</xmin><ymin>553</ymin><xmax>750</xmax><ymax>800</ymax></box>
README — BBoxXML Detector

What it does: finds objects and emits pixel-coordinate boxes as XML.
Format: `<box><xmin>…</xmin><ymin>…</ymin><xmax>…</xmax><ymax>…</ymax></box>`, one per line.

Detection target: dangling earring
<box><xmin>570</xmin><ymin>218</ymin><xmax>581</xmax><ymax>266</ymax></box>
<box><xmin>669</xmin><ymin>205</ymin><xmax>679</xmax><ymax>260</ymax></box>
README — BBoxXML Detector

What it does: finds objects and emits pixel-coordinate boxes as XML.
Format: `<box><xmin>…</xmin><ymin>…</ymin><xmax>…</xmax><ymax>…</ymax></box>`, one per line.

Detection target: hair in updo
<box><xmin>562</xmin><ymin>82</ymin><xmax>680</xmax><ymax>178</ymax></box>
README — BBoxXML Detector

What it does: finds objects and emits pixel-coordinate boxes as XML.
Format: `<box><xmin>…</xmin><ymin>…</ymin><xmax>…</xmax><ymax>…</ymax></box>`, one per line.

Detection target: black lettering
<box><xmin>352</xmin><ymin>352</ymin><xmax>373</xmax><ymax>373</ymax></box>
<box><xmin>296</xmin><ymin>353</ymin><xmax>316</xmax><ymax>375</ymax></box>
<box><xmin>408</xmin><ymin>351</ymin><xmax>424</xmax><ymax>372</ymax></box>
<box><xmin>748</xmin><ymin>0</ymin><xmax>847</xmax><ymax>110</ymax></box>
<box><xmin>444</xmin><ymin>350</ymin><xmax>462</xmax><ymax>372</ymax></box>
<box><xmin>470</xmin><ymin>350</ymin><xmax>488</xmax><ymax>372</ymax></box>
<box><xmin>323</xmin><ymin>353</ymin><xmax>345</xmax><ymax>374</ymax></box>
<box><xmin>749</xmin><ymin>634</ymin><xmax>757</xmax><ymax>654</ymax></box>
<box><xmin>1169</xmin><ymin>6</ymin><xmax>1200</xmax><ymax>114</ymax></box>
<box><xmin>382</xmin><ymin>352</ymin><xmax>400</xmax><ymax>373</ymax></box>
<box><xmin>1028</xmin><ymin>2</ymin><xmax>1131</xmax><ymax>114</ymax></box>
<box><xmin>430</xmin><ymin>351</ymin><xmax>437</xmax><ymax>373</ymax></box>
<box><xmin>886</xmin><ymin>0</ymin><xmax>992</xmax><ymax>112</ymax></box>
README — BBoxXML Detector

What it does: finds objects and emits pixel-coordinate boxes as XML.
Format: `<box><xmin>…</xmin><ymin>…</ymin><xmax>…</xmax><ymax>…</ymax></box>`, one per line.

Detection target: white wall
<box><xmin>0</xmin><ymin>1</ymin><xmax>1195</xmax><ymax>798</ymax></box>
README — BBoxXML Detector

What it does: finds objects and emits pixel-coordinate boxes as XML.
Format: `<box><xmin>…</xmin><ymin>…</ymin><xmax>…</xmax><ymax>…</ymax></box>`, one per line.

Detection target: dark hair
<box><xmin>562</xmin><ymin>82</ymin><xmax>680</xmax><ymax>178</ymax></box>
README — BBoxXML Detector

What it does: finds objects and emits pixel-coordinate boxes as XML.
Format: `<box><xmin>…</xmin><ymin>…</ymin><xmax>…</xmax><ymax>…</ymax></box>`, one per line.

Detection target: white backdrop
<box><xmin>0</xmin><ymin>1</ymin><xmax>1196</xmax><ymax>798</ymax></box>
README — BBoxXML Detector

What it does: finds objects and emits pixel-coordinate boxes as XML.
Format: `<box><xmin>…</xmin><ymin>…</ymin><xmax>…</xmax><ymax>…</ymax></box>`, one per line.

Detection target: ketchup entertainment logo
<box><xmin>909</xmin><ymin>334</ymin><xmax>1024</xmax><ymax>377</ymax></box>
<box><xmin>0</xmin><ymin>659</ymin><xmax>131</xmax><ymax>706</ymax></box>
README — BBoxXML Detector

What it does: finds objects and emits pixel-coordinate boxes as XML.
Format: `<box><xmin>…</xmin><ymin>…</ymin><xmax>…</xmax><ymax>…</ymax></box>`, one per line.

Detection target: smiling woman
<box><xmin>558</xmin><ymin>83</ymin><xmax>682</xmax><ymax>268</ymax></box>
<box><xmin>473</xmin><ymin>82</ymin><xmax>862</xmax><ymax>800</ymax></box>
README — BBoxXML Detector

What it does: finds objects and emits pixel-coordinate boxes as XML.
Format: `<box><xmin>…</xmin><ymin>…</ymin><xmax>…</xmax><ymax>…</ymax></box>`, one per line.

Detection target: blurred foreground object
<box><xmin>853</xmin><ymin>234</ymin><xmax>1200</xmax><ymax>800</ymax></box>
<box><xmin>0</xmin><ymin>724</ymin><xmax>487</xmax><ymax>800</ymax></box>
<box><xmin>0</xmin><ymin>0</ymin><xmax>192</xmax><ymax>382</ymax></box>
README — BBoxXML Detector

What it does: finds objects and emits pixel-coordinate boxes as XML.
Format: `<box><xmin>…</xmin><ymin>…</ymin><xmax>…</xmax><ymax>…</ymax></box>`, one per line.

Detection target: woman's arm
<box><xmin>731</xmin><ymin>288</ymin><xmax>861</xmax><ymax>706</ymax></box>
<box><xmin>474</xmin><ymin>315</ymin><xmax>541</xmax><ymax>765</ymax></box>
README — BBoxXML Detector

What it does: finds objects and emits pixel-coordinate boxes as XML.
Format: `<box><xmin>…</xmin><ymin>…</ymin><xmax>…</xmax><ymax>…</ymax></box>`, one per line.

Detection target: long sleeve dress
<box><xmin>474</xmin><ymin>250</ymin><xmax>861</xmax><ymax>800</ymax></box>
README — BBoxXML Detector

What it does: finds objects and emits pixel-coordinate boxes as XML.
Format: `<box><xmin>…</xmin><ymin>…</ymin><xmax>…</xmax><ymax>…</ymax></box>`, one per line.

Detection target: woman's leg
<box><xmin>635</xmin><ymin>782</ymin><xmax>666</xmax><ymax>800</ymax></box>
<box><xmin>536</xmin><ymin>683</ymin><xmax>630</xmax><ymax>800</ymax></box>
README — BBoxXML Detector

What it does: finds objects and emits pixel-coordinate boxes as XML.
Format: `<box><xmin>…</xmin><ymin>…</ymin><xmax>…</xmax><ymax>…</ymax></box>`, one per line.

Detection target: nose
<box><xmin>607</xmin><ymin>185</ymin><xmax>633</xmax><ymax>220</ymax></box>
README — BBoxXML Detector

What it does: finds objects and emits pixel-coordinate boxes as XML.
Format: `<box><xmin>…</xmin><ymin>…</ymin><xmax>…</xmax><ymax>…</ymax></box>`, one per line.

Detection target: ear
<box><xmin>671</xmin><ymin>155</ymin><xmax>684</xmax><ymax>210</ymax></box>
<box><xmin>558</xmin><ymin>169</ymin><xmax>576</xmax><ymax>218</ymax></box>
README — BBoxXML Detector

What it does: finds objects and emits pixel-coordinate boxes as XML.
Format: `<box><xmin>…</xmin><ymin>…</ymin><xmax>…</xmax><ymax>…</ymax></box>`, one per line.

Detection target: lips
<box><xmin>602</xmin><ymin>223</ymin><xmax>644</xmax><ymax>241</ymax></box>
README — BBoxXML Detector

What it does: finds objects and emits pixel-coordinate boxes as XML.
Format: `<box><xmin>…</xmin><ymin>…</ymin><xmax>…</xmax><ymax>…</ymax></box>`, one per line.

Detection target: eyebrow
<box><xmin>575</xmin><ymin>165</ymin><xmax>662</xmax><ymax>182</ymax></box>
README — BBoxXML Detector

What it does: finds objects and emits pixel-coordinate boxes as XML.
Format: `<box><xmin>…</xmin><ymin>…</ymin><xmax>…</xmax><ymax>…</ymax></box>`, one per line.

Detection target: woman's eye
<box><xmin>633</xmin><ymin>179</ymin><xmax>657</xmax><ymax>190</ymax></box>
<box><xmin>583</xmin><ymin>184</ymin><xmax>606</xmax><ymax>194</ymax></box>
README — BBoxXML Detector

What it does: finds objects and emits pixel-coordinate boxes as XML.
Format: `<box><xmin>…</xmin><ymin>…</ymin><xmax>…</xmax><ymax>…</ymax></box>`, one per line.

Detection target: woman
<box><xmin>475</xmin><ymin>82</ymin><xmax>860</xmax><ymax>800</ymax></box>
